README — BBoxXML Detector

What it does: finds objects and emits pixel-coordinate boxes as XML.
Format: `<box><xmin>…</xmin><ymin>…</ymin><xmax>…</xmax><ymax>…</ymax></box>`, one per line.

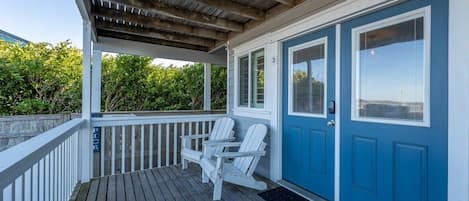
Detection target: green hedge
<box><xmin>0</xmin><ymin>40</ymin><xmax>226</xmax><ymax>115</ymax></box>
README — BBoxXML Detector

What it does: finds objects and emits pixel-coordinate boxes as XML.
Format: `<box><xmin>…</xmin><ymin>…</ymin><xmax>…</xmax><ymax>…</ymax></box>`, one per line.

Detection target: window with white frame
<box><xmin>351</xmin><ymin>9</ymin><xmax>430</xmax><ymax>126</ymax></box>
<box><xmin>288</xmin><ymin>38</ymin><xmax>327</xmax><ymax>117</ymax></box>
<box><xmin>237</xmin><ymin>48</ymin><xmax>265</xmax><ymax>109</ymax></box>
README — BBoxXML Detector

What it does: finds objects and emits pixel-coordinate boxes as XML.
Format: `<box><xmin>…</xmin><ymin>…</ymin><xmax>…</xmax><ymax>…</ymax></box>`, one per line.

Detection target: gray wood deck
<box><xmin>74</xmin><ymin>164</ymin><xmax>275</xmax><ymax>201</ymax></box>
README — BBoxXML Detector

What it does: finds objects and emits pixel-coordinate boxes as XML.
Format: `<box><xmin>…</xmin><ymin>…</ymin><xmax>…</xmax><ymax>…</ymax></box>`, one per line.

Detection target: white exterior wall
<box><xmin>228</xmin><ymin>0</ymin><xmax>469</xmax><ymax>200</ymax></box>
<box><xmin>448</xmin><ymin>0</ymin><xmax>469</xmax><ymax>200</ymax></box>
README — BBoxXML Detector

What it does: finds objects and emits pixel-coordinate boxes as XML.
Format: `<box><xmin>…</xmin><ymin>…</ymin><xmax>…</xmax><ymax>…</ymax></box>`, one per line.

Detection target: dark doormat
<box><xmin>258</xmin><ymin>187</ymin><xmax>308</xmax><ymax>201</ymax></box>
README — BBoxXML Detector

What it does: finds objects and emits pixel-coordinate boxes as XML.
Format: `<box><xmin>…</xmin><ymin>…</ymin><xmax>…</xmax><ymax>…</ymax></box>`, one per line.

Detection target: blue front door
<box><xmin>340</xmin><ymin>1</ymin><xmax>448</xmax><ymax>201</ymax></box>
<box><xmin>282</xmin><ymin>26</ymin><xmax>335</xmax><ymax>200</ymax></box>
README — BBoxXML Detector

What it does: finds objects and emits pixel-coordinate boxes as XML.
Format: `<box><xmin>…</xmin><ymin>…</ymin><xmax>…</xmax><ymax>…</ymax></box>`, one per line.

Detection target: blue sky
<box><xmin>0</xmin><ymin>0</ymin><xmax>191</xmax><ymax>66</ymax></box>
<box><xmin>359</xmin><ymin>40</ymin><xmax>424</xmax><ymax>103</ymax></box>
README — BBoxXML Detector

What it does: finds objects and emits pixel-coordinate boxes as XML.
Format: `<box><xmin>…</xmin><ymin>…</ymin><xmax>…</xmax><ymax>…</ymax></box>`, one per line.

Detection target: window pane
<box><xmin>292</xmin><ymin>44</ymin><xmax>326</xmax><ymax>114</ymax></box>
<box><xmin>357</xmin><ymin>17</ymin><xmax>425</xmax><ymax>121</ymax></box>
<box><xmin>238</xmin><ymin>56</ymin><xmax>249</xmax><ymax>107</ymax></box>
<box><xmin>251</xmin><ymin>49</ymin><xmax>265</xmax><ymax>108</ymax></box>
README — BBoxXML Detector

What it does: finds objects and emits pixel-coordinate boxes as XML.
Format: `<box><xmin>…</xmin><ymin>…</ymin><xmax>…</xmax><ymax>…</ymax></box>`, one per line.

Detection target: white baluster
<box><xmin>149</xmin><ymin>125</ymin><xmax>153</xmax><ymax>169</ymax></box>
<box><xmin>173</xmin><ymin>123</ymin><xmax>177</xmax><ymax>165</ymax></box>
<box><xmin>111</xmin><ymin>126</ymin><xmax>116</xmax><ymax>175</ymax></box>
<box><xmin>195</xmin><ymin>122</ymin><xmax>200</xmax><ymax>151</ymax></box>
<box><xmin>157</xmin><ymin>124</ymin><xmax>162</xmax><ymax>168</ymax></box>
<box><xmin>131</xmin><ymin>125</ymin><xmax>136</xmax><ymax>172</ymax></box>
<box><xmin>101</xmin><ymin>127</ymin><xmax>105</xmax><ymax>177</ymax></box>
<box><xmin>141</xmin><ymin>125</ymin><xmax>145</xmax><ymax>170</ymax></box>
<box><xmin>166</xmin><ymin>124</ymin><xmax>170</xmax><ymax>167</ymax></box>
<box><xmin>121</xmin><ymin>126</ymin><xmax>126</xmax><ymax>174</ymax></box>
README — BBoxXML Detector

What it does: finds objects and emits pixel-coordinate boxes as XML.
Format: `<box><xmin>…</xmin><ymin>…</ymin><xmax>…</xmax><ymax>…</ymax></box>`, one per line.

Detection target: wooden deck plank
<box><xmin>171</xmin><ymin>166</ymin><xmax>213</xmax><ymax>201</ymax></box>
<box><xmin>156</xmin><ymin>167</ymin><xmax>187</xmax><ymax>201</ymax></box>
<box><xmin>130</xmin><ymin>172</ymin><xmax>147</xmax><ymax>201</ymax></box>
<box><xmin>153</xmin><ymin>168</ymin><xmax>184</xmax><ymax>201</ymax></box>
<box><xmin>86</xmin><ymin>179</ymin><xmax>100</xmax><ymax>201</ymax></box>
<box><xmin>96</xmin><ymin>176</ymin><xmax>109</xmax><ymax>201</ymax></box>
<box><xmin>143</xmin><ymin>170</ymin><xmax>166</xmax><ymax>201</ymax></box>
<box><xmin>137</xmin><ymin>171</ymin><xmax>157</xmax><ymax>201</ymax></box>
<box><xmin>107</xmin><ymin>175</ymin><xmax>117</xmax><ymax>201</ymax></box>
<box><xmin>166</xmin><ymin>166</ymin><xmax>203</xmax><ymax>201</ymax></box>
<box><xmin>73</xmin><ymin>165</ymin><xmax>274</xmax><ymax>201</ymax></box>
<box><xmin>185</xmin><ymin>164</ymin><xmax>259</xmax><ymax>201</ymax></box>
<box><xmin>75</xmin><ymin>182</ymin><xmax>90</xmax><ymax>201</ymax></box>
<box><xmin>123</xmin><ymin>173</ymin><xmax>136</xmax><ymax>201</ymax></box>
<box><xmin>149</xmin><ymin>169</ymin><xmax>176</xmax><ymax>201</ymax></box>
<box><xmin>115</xmin><ymin>174</ymin><xmax>126</xmax><ymax>201</ymax></box>
<box><xmin>182</xmin><ymin>165</ymin><xmax>218</xmax><ymax>201</ymax></box>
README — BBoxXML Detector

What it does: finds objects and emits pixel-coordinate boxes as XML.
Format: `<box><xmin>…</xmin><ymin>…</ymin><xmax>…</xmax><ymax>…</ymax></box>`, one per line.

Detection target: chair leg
<box><xmin>212</xmin><ymin>178</ymin><xmax>223</xmax><ymax>200</ymax></box>
<box><xmin>182</xmin><ymin>158</ymin><xmax>188</xmax><ymax>170</ymax></box>
<box><xmin>202</xmin><ymin>170</ymin><xmax>209</xmax><ymax>183</ymax></box>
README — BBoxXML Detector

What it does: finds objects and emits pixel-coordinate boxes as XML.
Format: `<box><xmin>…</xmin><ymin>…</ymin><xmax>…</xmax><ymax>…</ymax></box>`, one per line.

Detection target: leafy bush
<box><xmin>13</xmin><ymin>99</ymin><xmax>51</xmax><ymax>115</ymax></box>
<box><xmin>0</xmin><ymin>40</ymin><xmax>226</xmax><ymax>115</ymax></box>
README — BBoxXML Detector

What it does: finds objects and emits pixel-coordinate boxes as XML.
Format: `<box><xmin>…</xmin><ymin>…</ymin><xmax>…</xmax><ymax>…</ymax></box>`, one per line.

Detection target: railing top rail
<box><xmin>0</xmin><ymin>118</ymin><xmax>84</xmax><ymax>189</ymax></box>
<box><xmin>91</xmin><ymin>113</ymin><xmax>227</xmax><ymax>127</ymax></box>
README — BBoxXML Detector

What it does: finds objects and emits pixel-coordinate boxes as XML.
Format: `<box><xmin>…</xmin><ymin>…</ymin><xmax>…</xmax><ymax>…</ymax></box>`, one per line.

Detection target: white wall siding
<box><xmin>448</xmin><ymin>0</ymin><xmax>469</xmax><ymax>200</ymax></box>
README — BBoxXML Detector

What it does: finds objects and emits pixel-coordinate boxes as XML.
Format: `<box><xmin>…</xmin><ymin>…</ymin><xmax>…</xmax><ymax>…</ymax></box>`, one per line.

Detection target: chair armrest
<box><xmin>202</xmin><ymin>141</ymin><xmax>242</xmax><ymax>147</ymax></box>
<box><xmin>214</xmin><ymin>151</ymin><xmax>266</xmax><ymax>171</ymax></box>
<box><xmin>214</xmin><ymin>151</ymin><xmax>266</xmax><ymax>159</ymax></box>
<box><xmin>180</xmin><ymin>134</ymin><xmax>210</xmax><ymax>140</ymax></box>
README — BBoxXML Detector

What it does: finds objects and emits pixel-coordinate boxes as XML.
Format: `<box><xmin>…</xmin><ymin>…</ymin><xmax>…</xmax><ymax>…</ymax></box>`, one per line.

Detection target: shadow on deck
<box><xmin>73</xmin><ymin>164</ymin><xmax>276</xmax><ymax>201</ymax></box>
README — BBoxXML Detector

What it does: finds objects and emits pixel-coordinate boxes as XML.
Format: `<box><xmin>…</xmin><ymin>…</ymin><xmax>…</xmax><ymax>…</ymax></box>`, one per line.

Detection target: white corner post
<box><xmin>92</xmin><ymin>49</ymin><xmax>102</xmax><ymax>113</ymax></box>
<box><xmin>448</xmin><ymin>0</ymin><xmax>469</xmax><ymax>200</ymax></box>
<box><xmin>79</xmin><ymin>20</ymin><xmax>93</xmax><ymax>182</ymax></box>
<box><xmin>204</xmin><ymin>63</ymin><xmax>212</xmax><ymax>111</ymax></box>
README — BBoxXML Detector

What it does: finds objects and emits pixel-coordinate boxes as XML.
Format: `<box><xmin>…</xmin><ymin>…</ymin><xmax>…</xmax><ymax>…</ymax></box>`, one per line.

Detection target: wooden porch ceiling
<box><xmin>89</xmin><ymin>0</ymin><xmax>305</xmax><ymax>52</ymax></box>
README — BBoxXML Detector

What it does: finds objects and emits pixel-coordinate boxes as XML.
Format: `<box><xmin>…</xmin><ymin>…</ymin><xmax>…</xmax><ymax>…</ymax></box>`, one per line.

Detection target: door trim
<box><xmin>334</xmin><ymin>23</ymin><xmax>342</xmax><ymax>201</ymax></box>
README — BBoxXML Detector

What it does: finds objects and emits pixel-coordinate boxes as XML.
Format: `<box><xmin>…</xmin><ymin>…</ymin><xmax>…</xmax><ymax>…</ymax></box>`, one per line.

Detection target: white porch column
<box><xmin>203</xmin><ymin>63</ymin><xmax>211</xmax><ymax>111</ymax></box>
<box><xmin>79</xmin><ymin>20</ymin><xmax>93</xmax><ymax>182</ymax></box>
<box><xmin>92</xmin><ymin>49</ymin><xmax>102</xmax><ymax>113</ymax></box>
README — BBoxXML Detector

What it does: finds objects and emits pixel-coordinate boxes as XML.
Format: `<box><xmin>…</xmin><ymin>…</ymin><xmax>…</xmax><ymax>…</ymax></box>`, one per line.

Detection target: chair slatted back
<box><xmin>233</xmin><ymin>124</ymin><xmax>267</xmax><ymax>174</ymax></box>
<box><xmin>207</xmin><ymin>117</ymin><xmax>235</xmax><ymax>155</ymax></box>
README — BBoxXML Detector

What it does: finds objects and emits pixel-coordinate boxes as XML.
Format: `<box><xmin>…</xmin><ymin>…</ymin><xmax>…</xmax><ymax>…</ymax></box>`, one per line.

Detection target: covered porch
<box><xmin>0</xmin><ymin>0</ymin><xmax>310</xmax><ymax>201</ymax></box>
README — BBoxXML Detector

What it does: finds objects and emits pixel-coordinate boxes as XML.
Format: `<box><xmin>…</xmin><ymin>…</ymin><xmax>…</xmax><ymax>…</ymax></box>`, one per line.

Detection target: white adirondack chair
<box><xmin>181</xmin><ymin>117</ymin><xmax>235</xmax><ymax>169</ymax></box>
<box><xmin>200</xmin><ymin>124</ymin><xmax>268</xmax><ymax>200</ymax></box>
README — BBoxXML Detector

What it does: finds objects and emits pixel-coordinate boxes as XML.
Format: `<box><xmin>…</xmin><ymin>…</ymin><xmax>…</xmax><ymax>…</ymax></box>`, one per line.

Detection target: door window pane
<box><xmin>251</xmin><ymin>49</ymin><xmax>265</xmax><ymax>108</ymax></box>
<box><xmin>356</xmin><ymin>17</ymin><xmax>425</xmax><ymax>121</ymax></box>
<box><xmin>238</xmin><ymin>56</ymin><xmax>249</xmax><ymax>107</ymax></box>
<box><xmin>292</xmin><ymin>43</ymin><xmax>326</xmax><ymax>115</ymax></box>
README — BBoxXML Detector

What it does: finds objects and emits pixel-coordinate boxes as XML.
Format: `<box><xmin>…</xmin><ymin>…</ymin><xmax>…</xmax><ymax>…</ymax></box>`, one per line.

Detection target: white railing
<box><xmin>91</xmin><ymin>114</ymin><xmax>226</xmax><ymax>177</ymax></box>
<box><xmin>0</xmin><ymin>119</ymin><xmax>84</xmax><ymax>201</ymax></box>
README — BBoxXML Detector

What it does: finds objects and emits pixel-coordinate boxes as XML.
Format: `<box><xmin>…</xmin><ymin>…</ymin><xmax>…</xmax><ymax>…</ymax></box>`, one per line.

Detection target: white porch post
<box><xmin>92</xmin><ymin>49</ymin><xmax>102</xmax><ymax>113</ymax></box>
<box><xmin>79</xmin><ymin>20</ymin><xmax>93</xmax><ymax>182</ymax></box>
<box><xmin>203</xmin><ymin>63</ymin><xmax>212</xmax><ymax>111</ymax></box>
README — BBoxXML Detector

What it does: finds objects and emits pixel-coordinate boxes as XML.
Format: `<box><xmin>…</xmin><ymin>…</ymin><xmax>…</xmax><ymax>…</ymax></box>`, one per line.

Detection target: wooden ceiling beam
<box><xmin>93</xmin><ymin>7</ymin><xmax>227</xmax><ymax>41</ymax></box>
<box><xmin>214</xmin><ymin>0</ymin><xmax>305</xmax><ymax>52</ymax></box>
<box><xmin>274</xmin><ymin>0</ymin><xmax>295</xmax><ymax>6</ymax></box>
<box><xmin>97</xmin><ymin>29</ymin><xmax>208</xmax><ymax>51</ymax></box>
<box><xmin>96</xmin><ymin>21</ymin><xmax>216</xmax><ymax>47</ymax></box>
<box><xmin>192</xmin><ymin>0</ymin><xmax>265</xmax><ymax>20</ymax></box>
<box><xmin>110</xmin><ymin>0</ymin><xmax>244</xmax><ymax>32</ymax></box>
